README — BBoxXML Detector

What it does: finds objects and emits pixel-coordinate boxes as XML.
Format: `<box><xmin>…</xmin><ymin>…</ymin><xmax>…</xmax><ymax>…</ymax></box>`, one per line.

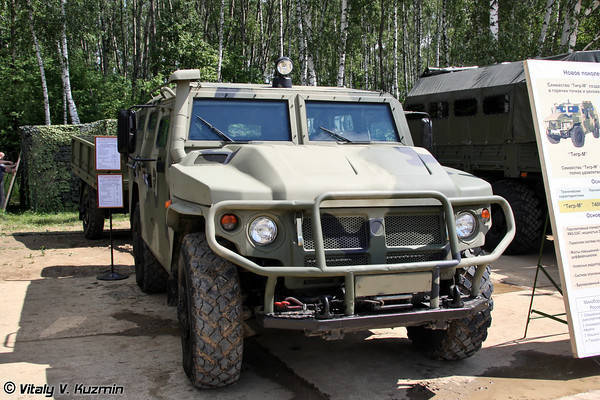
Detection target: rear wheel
<box><xmin>407</xmin><ymin>264</ymin><xmax>493</xmax><ymax>360</ymax></box>
<box><xmin>593</xmin><ymin>119</ymin><xmax>599</xmax><ymax>139</ymax></box>
<box><xmin>571</xmin><ymin>125</ymin><xmax>585</xmax><ymax>147</ymax></box>
<box><xmin>485</xmin><ymin>179</ymin><xmax>544</xmax><ymax>254</ymax></box>
<box><xmin>131</xmin><ymin>203</ymin><xmax>168</xmax><ymax>293</ymax></box>
<box><xmin>177</xmin><ymin>232</ymin><xmax>243</xmax><ymax>388</ymax></box>
<box><xmin>81</xmin><ymin>184</ymin><xmax>104</xmax><ymax>239</ymax></box>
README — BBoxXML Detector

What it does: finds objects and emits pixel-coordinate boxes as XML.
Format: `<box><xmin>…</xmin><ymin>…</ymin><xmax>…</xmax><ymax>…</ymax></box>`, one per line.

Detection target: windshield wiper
<box><xmin>196</xmin><ymin>116</ymin><xmax>234</xmax><ymax>142</ymax></box>
<box><xmin>319</xmin><ymin>126</ymin><xmax>352</xmax><ymax>143</ymax></box>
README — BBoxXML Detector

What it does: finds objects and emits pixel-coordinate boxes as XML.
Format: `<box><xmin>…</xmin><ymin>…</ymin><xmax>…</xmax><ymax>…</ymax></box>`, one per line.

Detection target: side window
<box><xmin>156</xmin><ymin>117</ymin><xmax>170</xmax><ymax>148</ymax></box>
<box><xmin>147</xmin><ymin>111</ymin><xmax>158</xmax><ymax>137</ymax></box>
<box><xmin>428</xmin><ymin>101</ymin><xmax>449</xmax><ymax>119</ymax></box>
<box><xmin>405</xmin><ymin>103</ymin><xmax>426</xmax><ymax>112</ymax></box>
<box><xmin>483</xmin><ymin>94</ymin><xmax>510</xmax><ymax>115</ymax></box>
<box><xmin>454</xmin><ymin>98</ymin><xmax>477</xmax><ymax>117</ymax></box>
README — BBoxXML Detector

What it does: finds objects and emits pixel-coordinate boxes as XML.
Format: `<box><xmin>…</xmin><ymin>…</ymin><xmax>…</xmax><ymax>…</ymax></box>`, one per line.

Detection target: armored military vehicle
<box><xmin>405</xmin><ymin>50</ymin><xmax>600</xmax><ymax>254</ymax></box>
<box><xmin>117</xmin><ymin>58</ymin><xmax>514</xmax><ymax>388</ymax></box>
<box><xmin>545</xmin><ymin>101</ymin><xmax>600</xmax><ymax>147</ymax></box>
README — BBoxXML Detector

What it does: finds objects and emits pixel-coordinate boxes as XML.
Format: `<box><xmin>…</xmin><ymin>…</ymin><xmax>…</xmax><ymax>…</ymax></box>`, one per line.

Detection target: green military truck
<box><xmin>117</xmin><ymin>58</ymin><xmax>514</xmax><ymax>388</ymax></box>
<box><xmin>545</xmin><ymin>101</ymin><xmax>600</xmax><ymax>147</ymax></box>
<box><xmin>405</xmin><ymin>50</ymin><xmax>600</xmax><ymax>254</ymax></box>
<box><xmin>71</xmin><ymin>135</ymin><xmax>129</xmax><ymax>238</ymax></box>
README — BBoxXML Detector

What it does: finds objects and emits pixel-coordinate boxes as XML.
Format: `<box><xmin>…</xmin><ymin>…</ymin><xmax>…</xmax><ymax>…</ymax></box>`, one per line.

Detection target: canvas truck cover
<box><xmin>406</xmin><ymin>50</ymin><xmax>600</xmax><ymax>148</ymax></box>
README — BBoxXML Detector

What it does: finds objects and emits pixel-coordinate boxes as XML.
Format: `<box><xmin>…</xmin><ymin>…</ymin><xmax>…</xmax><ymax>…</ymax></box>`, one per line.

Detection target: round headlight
<box><xmin>276</xmin><ymin>57</ymin><xmax>293</xmax><ymax>75</ymax></box>
<box><xmin>455</xmin><ymin>212</ymin><xmax>477</xmax><ymax>239</ymax></box>
<box><xmin>249</xmin><ymin>217</ymin><xmax>278</xmax><ymax>246</ymax></box>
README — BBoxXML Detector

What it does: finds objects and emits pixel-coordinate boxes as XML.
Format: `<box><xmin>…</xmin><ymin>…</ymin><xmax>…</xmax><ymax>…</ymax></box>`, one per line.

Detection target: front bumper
<box><xmin>203</xmin><ymin>190</ymin><xmax>514</xmax><ymax>317</ymax></box>
<box><xmin>261</xmin><ymin>295</ymin><xmax>489</xmax><ymax>334</ymax></box>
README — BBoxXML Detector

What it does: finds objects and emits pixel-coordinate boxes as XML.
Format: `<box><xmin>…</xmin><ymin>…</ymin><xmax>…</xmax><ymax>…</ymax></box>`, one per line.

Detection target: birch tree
<box><xmin>538</xmin><ymin>0</ymin><xmax>555</xmax><ymax>53</ymax></box>
<box><xmin>336</xmin><ymin>0</ymin><xmax>349</xmax><ymax>87</ymax></box>
<box><xmin>489</xmin><ymin>0</ymin><xmax>499</xmax><ymax>41</ymax></box>
<box><xmin>58</xmin><ymin>0</ymin><xmax>80</xmax><ymax>124</ymax></box>
<box><xmin>217</xmin><ymin>0</ymin><xmax>225</xmax><ymax>81</ymax></box>
<box><xmin>392</xmin><ymin>0</ymin><xmax>398</xmax><ymax>98</ymax></box>
<box><xmin>26</xmin><ymin>0</ymin><xmax>51</xmax><ymax>125</ymax></box>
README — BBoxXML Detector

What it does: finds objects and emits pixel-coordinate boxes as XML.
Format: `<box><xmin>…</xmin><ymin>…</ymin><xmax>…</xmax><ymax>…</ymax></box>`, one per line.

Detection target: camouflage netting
<box><xmin>20</xmin><ymin>119</ymin><xmax>117</xmax><ymax>212</ymax></box>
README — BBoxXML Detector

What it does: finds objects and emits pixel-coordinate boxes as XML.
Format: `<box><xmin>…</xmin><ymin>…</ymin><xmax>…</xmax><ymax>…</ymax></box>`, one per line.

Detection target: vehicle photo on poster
<box><xmin>545</xmin><ymin>100</ymin><xmax>600</xmax><ymax>147</ymax></box>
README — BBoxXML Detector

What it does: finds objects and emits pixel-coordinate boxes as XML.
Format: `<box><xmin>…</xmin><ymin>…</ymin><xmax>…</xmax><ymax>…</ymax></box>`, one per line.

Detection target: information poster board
<box><xmin>525</xmin><ymin>59</ymin><xmax>600</xmax><ymax>358</ymax></box>
<box><xmin>97</xmin><ymin>174</ymin><xmax>124</xmax><ymax>209</ymax></box>
<box><xmin>95</xmin><ymin>136</ymin><xmax>121</xmax><ymax>171</ymax></box>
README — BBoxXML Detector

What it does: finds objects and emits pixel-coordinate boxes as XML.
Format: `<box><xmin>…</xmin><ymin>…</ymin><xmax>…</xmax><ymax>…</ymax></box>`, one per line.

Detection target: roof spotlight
<box><xmin>272</xmin><ymin>57</ymin><xmax>293</xmax><ymax>88</ymax></box>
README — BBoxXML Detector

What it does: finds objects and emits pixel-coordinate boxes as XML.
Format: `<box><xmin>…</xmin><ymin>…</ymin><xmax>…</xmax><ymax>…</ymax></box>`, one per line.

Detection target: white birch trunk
<box><xmin>279</xmin><ymin>0</ymin><xmax>284</xmax><ymax>57</ymax></box>
<box><xmin>302</xmin><ymin>0</ymin><xmax>317</xmax><ymax>86</ymax></box>
<box><xmin>567</xmin><ymin>0</ymin><xmax>582</xmax><ymax>52</ymax></box>
<box><xmin>296</xmin><ymin>0</ymin><xmax>307</xmax><ymax>85</ymax></box>
<box><xmin>27</xmin><ymin>0</ymin><xmax>51</xmax><ymax>125</ymax></box>
<box><xmin>59</xmin><ymin>0</ymin><xmax>80</xmax><ymax>124</ymax></box>
<box><xmin>538</xmin><ymin>0</ymin><xmax>555</xmax><ymax>52</ymax></box>
<box><xmin>336</xmin><ymin>0</ymin><xmax>349</xmax><ymax>87</ymax></box>
<box><xmin>393</xmin><ymin>0</ymin><xmax>398</xmax><ymax>98</ymax></box>
<box><xmin>217</xmin><ymin>0</ymin><xmax>225</xmax><ymax>81</ymax></box>
<box><xmin>489</xmin><ymin>0</ymin><xmax>499</xmax><ymax>41</ymax></box>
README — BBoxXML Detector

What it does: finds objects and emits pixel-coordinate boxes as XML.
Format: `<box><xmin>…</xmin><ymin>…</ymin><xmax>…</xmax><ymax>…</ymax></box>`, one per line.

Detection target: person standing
<box><xmin>0</xmin><ymin>152</ymin><xmax>15</xmax><ymax>208</ymax></box>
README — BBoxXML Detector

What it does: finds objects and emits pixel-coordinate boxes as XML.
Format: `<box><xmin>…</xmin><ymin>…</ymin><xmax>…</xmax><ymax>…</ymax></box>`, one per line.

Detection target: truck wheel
<box><xmin>546</xmin><ymin>132</ymin><xmax>560</xmax><ymax>144</ymax></box>
<box><xmin>571</xmin><ymin>125</ymin><xmax>585</xmax><ymax>147</ymax></box>
<box><xmin>485</xmin><ymin>179</ymin><xmax>544</xmax><ymax>255</ymax></box>
<box><xmin>593</xmin><ymin>119</ymin><xmax>599</xmax><ymax>139</ymax></box>
<box><xmin>177</xmin><ymin>232</ymin><xmax>243</xmax><ymax>388</ymax></box>
<box><xmin>131</xmin><ymin>203</ymin><xmax>168</xmax><ymax>293</ymax></box>
<box><xmin>407</xmin><ymin>264</ymin><xmax>493</xmax><ymax>360</ymax></box>
<box><xmin>82</xmin><ymin>184</ymin><xmax>104</xmax><ymax>239</ymax></box>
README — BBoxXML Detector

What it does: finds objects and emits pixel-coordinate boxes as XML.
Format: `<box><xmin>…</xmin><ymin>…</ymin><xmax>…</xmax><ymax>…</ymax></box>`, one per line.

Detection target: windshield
<box><xmin>189</xmin><ymin>99</ymin><xmax>291</xmax><ymax>141</ymax></box>
<box><xmin>306</xmin><ymin>101</ymin><xmax>400</xmax><ymax>142</ymax></box>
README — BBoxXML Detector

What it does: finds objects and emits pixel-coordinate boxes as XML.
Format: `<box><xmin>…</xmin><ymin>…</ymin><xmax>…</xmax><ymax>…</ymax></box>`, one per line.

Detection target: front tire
<box><xmin>407</xmin><ymin>264</ymin><xmax>493</xmax><ymax>360</ymax></box>
<box><xmin>571</xmin><ymin>125</ymin><xmax>585</xmax><ymax>147</ymax></box>
<box><xmin>485</xmin><ymin>179</ymin><xmax>544</xmax><ymax>254</ymax></box>
<box><xmin>177</xmin><ymin>232</ymin><xmax>243</xmax><ymax>388</ymax></box>
<box><xmin>131</xmin><ymin>203</ymin><xmax>168</xmax><ymax>293</ymax></box>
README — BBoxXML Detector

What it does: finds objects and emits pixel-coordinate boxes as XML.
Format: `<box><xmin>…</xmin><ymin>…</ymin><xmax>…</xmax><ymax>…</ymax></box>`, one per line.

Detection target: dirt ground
<box><xmin>1</xmin><ymin>224</ymin><xmax>600</xmax><ymax>399</ymax></box>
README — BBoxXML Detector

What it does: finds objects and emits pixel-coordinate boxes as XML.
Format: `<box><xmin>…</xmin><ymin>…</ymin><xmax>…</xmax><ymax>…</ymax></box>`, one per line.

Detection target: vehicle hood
<box><xmin>169</xmin><ymin>144</ymin><xmax>491</xmax><ymax>205</ymax></box>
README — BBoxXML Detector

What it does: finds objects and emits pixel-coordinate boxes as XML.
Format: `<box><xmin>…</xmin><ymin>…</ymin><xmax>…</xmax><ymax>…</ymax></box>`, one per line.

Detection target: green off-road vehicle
<box><xmin>117</xmin><ymin>58</ymin><xmax>515</xmax><ymax>389</ymax></box>
<box><xmin>545</xmin><ymin>101</ymin><xmax>600</xmax><ymax>147</ymax></box>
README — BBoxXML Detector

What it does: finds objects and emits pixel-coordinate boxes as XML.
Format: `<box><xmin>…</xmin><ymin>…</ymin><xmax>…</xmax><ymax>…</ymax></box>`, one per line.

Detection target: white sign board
<box><xmin>95</xmin><ymin>136</ymin><xmax>121</xmax><ymax>171</ymax></box>
<box><xmin>525</xmin><ymin>59</ymin><xmax>600</xmax><ymax>358</ymax></box>
<box><xmin>97</xmin><ymin>174</ymin><xmax>124</xmax><ymax>209</ymax></box>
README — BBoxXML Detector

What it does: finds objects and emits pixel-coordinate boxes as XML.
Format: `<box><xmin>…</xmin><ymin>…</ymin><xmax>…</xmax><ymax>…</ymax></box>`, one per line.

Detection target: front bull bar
<box><xmin>204</xmin><ymin>191</ymin><xmax>515</xmax><ymax>315</ymax></box>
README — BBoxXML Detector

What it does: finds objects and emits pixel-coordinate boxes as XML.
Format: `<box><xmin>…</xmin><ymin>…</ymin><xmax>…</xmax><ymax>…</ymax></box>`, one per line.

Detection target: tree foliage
<box><xmin>0</xmin><ymin>0</ymin><xmax>599</xmax><ymax>158</ymax></box>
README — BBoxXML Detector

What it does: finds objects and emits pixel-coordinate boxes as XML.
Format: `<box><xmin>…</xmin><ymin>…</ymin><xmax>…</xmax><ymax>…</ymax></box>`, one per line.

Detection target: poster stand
<box><xmin>523</xmin><ymin>214</ymin><xmax>567</xmax><ymax>338</ymax></box>
<box><xmin>93</xmin><ymin>136</ymin><xmax>128</xmax><ymax>281</ymax></box>
<box><xmin>97</xmin><ymin>210</ymin><xmax>128</xmax><ymax>281</ymax></box>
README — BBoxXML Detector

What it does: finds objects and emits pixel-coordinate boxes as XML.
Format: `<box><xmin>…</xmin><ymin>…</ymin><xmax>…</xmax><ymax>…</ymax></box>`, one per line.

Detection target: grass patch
<box><xmin>0</xmin><ymin>210</ymin><xmax>129</xmax><ymax>234</ymax></box>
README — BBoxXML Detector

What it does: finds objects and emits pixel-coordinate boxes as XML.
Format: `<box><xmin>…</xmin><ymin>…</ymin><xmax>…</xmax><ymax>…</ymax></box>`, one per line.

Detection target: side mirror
<box><xmin>420</xmin><ymin>117</ymin><xmax>433</xmax><ymax>151</ymax></box>
<box><xmin>117</xmin><ymin>109</ymin><xmax>137</xmax><ymax>154</ymax></box>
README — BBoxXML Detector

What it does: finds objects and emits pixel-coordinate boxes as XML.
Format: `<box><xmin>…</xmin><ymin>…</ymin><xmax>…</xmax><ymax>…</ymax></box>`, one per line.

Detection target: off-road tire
<box><xmin>485</xmin><ymin>179</ymin><xmax>544</xmax><ymax>255</ymax></box>
<box><xmin>407</xmin><ymin>264</ymin><xmax>493</xmax><ymax>360</ymax></box>
<box><xmin>593</xmin><ymin>119</ymin><xmax>599</xmax><ymax>139</ymax></box>
<box><xmin>177</xmin><ymin>232</ymin><xmax>243</xmax><ymax>388</ymax></box>
<box><xmin>81</xmin><ymin>184</ymin><xmax>104</xmax><ymax>239</ymax></box>
<box><xmin>131</xmin><ymin>203</ymin><xmax>168</xmax><ymax>293</ymax></box>
<box><xmin>571</xmin><ymin>125</ymin><xmax>585</xmax><ymax>147</ymax></box>
<box><xmin>546</xmin><ymin>132</ymin><xmax>560</xmax><ymax>144</ymax></box>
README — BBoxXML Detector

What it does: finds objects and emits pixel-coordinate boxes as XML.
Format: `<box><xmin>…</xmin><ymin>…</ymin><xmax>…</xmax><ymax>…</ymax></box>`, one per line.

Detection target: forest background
<box><xmin>0</xmin><ymin>0</ymin><xmax>599</xmax><ymax>158</ymax></box>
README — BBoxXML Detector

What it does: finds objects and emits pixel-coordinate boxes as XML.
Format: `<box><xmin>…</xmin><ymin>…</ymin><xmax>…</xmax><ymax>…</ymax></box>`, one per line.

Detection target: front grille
<box><xmin>303</xmin><ymin>214</ymin><xmax>368</xmax><ymax>250</ymax></box>
<box><xmin>384</xmin><ymin>214</ymin><xmax>444</xmax><ymax>247</ymax></box>
<box><xmin>305</xmin><ymin>254</ymin><xmax>369</xmax><ymax>267</ymax></box>
<box><xmin>386</xmin><ymin>251</ymin><xmax>446</xmax><ymax>264</ymax></box>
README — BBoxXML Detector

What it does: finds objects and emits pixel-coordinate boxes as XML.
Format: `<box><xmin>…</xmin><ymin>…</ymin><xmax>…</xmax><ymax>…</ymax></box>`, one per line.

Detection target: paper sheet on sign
<box><xmin>524</xmin><ymin>59</ymin><xmax>600</xmax><ymax>358</ymax></box>
<box><xmin>97</xmin><ymin>174</ymin><xmax>124</xmax><ymax>208</ymax></box>
<box><xmin>95</xmin><ymin>136</ymin><xmax>121</xmax><ymax>171</ymax></box>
